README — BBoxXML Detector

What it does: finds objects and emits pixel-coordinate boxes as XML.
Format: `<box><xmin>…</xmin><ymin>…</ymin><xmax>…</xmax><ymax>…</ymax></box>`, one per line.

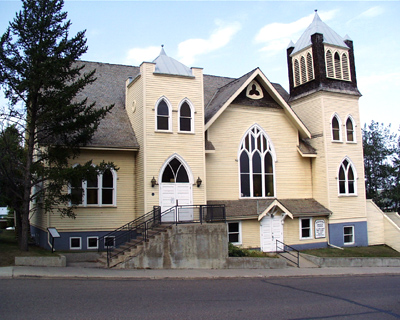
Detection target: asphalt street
<box><xmin>1</xmin><ymin>275</ymin><xmax>400</xmax><ymax>319</ymax></box>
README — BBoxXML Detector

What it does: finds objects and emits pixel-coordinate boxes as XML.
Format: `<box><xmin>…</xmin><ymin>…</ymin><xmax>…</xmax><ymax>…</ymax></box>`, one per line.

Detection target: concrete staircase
<box><xmin>98</xmin><ymin>225</ymin><xmax>172</xmax><ymax>268</ymax></box>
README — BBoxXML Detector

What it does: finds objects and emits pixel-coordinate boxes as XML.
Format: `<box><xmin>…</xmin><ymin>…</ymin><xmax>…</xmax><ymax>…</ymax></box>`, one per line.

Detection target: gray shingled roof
<box><xmin>76</xmin><ymin>61</ymin><xmax>140</xmax><ymax>149</ymax></box>
<box><xmin>298</xmin><ymin>139</ymin><xmax>317</xmax><ymax>155</ymax></box>
<box><xmin>291</xmin><ymin>12</ymin><xmax>349</xmax><ymax>56</ymax></box>
<box><xmin>208</xmin><ymin>198</ymin><xmax>330</xmax><ymax>219</ymax></box>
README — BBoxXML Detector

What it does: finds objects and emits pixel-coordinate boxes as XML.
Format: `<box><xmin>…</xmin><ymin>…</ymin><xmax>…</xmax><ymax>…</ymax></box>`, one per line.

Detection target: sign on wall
<box><xmin>315</xmin><ymin>219</ymin><xmax>326</xmax><ymax>238</ymax></box>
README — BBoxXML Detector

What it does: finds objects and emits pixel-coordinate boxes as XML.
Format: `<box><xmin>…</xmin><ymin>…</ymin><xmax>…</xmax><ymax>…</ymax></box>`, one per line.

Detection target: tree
<box><xmin>0</xmin><ymin>0</ymin><xmax>114</xmax><ymax>250</ymax></box>
<box><xmin>362</xmin><ymin>121</ymin><xmax>397</xmax><ymax>209</ymax></box>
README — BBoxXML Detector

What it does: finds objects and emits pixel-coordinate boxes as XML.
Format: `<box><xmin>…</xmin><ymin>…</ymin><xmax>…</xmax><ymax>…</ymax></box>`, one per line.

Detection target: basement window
<box><xmin>300</xmin><ymin>218</ymin><xmax>313</xmax><ymax>240</ymax></box>
<box><xmin>87</xmin><ymin>236</ymin><xmax>99</xmax><ymax>250</ymax></box>
<box><xmin>70</xmin><ymin>237</ymin><xmax>82</xmax><ymax>250</ymax></box>
<box><xmin>227</xmin><ymin>222</ymin><xmax>241</xmax><ymax>245</ymax></box>
<box><xmin>104</xmin><ymin>236</ymin><xmax>115</xmax><ymax>248</ymax></box>
<box><xmin>343</xmin><ymin>226</ymin><xmax>354</xmax><ymax>245</ymax></box>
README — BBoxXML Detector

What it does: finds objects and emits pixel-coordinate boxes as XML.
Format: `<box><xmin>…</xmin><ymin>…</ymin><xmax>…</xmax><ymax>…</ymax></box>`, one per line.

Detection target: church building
<box><xmin>31</xmin><ymin>12</ymin><xmax>382</xmax><ymax>254</ymax></box>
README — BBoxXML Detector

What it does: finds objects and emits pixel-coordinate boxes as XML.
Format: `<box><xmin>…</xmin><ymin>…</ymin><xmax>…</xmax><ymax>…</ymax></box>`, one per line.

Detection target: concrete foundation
<box><xmin>302</xmin><ymin>254</ymin><xmax>400</xmax><ymax>267</ymax></box>
<box><xmin>15</xmin><ymin>255</ymin><xmax>66</xmax><ymax>267</ymax></box>
<box><xmin>122</xmin><ymin>223</ymin><xmax>229</xmax><ymax>269</ymax></box>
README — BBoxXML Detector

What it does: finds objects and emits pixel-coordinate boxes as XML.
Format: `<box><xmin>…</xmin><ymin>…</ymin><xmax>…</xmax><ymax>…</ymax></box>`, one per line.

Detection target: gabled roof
<box><xmin>152</xmin><ymin>47</ymin><xmax>193</xmax><ymax>77</ymax></box>
<box><xmin>76</xmin><ymin>61</ymin><xmax>140</xmax><ymax>149</ymax></box>
<box><xmin>290</xmin><ymin>11</ymin><xmax>350</xmax><ymax>56</ymax></box>
<box><xmin>204</xmin><ymin>68</ymin><xmax>311</xmax><ymax>139</ymax></box>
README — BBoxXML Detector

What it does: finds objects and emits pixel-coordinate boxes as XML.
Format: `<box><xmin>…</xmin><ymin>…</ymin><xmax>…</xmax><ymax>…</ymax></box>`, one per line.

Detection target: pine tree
<box><xmin>0</xmin><ymin>0</ymin><xmax>114</xmax><ymax>250</ymax></box>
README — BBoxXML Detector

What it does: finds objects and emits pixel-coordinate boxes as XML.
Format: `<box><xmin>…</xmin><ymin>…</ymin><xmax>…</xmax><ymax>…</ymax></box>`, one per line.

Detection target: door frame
<box><xmin>260</xmin><ymin>214</ymin><xmax>283</xmax><ymax>252</ymax></box>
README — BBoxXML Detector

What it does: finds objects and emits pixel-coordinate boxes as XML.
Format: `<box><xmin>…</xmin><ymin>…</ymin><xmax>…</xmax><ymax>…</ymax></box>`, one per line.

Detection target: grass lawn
<box><xmin>302</xmin><ymin>245</ymin><xmax>400</xmax><ymax>258</ymax></box>
<box><xmin>0</xmin><ymin>229</ymin><xmax>55</xmax><ymax>267</ymax></box>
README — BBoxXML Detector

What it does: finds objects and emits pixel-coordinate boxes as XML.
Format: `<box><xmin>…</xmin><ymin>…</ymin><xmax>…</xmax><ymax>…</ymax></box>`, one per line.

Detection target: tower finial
<box><xmin>315</xmin><ymin>9</ymin><xmax>317</xmax><ymax>13</ymax></box>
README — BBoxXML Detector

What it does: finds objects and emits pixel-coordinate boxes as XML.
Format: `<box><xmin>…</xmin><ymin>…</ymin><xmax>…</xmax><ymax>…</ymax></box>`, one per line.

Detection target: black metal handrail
<box><xmin>99</xmin><ymin>204</ymin><xmax>226</xmax><ymax>268</ymax></box>
<box><xmin>276</xmin><ymin>239</ymin><xmax>300</xmax><ymax>267</ymax></box>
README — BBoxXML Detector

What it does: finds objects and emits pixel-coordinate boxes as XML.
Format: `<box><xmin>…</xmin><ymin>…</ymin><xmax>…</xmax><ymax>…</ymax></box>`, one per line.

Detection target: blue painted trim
<box><xmin>328</xmin><ymin>221</ymin><xmax>368</xmax><ymax>247</ymax></box>
<box><xmin>290</xmin><ymin>242</ymin><xmax>328</xmax><ymax>251</ymax></box>
<box><xmin>30</xmin><ymin>226</ymin><xmax>121</xmax><ymax>251</ymax></box>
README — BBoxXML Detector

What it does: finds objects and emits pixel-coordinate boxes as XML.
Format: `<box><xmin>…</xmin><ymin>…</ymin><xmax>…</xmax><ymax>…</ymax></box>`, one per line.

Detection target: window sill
<box><xmin>178</xmin><ymin>131</ymin><xmax>195</xmax><ymax>135</ymax></box>
<box><xmin>338</xmin><ymin>194</ymin><xmax>358</xmax><ymax>197</ymax></box>
<box><xmin>300</xmin><ymin>237</ymin><xmax>313</xmax><ymax>241</ymax></box>
<box><xmin>155</xmin><ymin>130</ymin><xmax>173</xmax><ymax>134</ymax></box>
<box><xmin>346</xmin><ymin>141</ymin><xmax>357</xmax><ymax>144</ymax></box>
<box><xmin>331</xmin><ymin>140</ymin><xmax>343</xmax><ymax>143</ymax></box>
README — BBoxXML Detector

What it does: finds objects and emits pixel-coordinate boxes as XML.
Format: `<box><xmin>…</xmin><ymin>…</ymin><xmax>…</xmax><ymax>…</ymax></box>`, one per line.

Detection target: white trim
<box><xmin>158</xmin><ymin>153</ymin><xmax>194</xmax><ymax>184</ymax></box>
<box><xmin>227</xmin><ymin>221</ymin><xmax>242</xmax><ymax>245</ymax></box>
<box><xmin>155</xmin><ymin>96</ymin><xmax>172</xmax><ymax>132</ymax></box>
<box><xmin>337</xmin><ymin>156</ymin><xmax>358</xmax><ymax>196</ymax></box>
<box><xmin>343</xmin><ymin>225</ymin><xmax>355</xmax><ymax>245</ymax></box>
<box><xmin>204</xmin><ymin>68</ymin><xmax>311</xmax><ymax>139</ymax></box>
<box><xmin>345</xmin><ymin>115</ymin><xmax>356</xmax><ymax>143</ymax></box>
<box><xmin>69</xmin><ymin>237</ymin><xmax>82</xmax><ymax>250</ymax></box>
<box><xmin>87</xmin><ymin>236</ymin><xmax>99</xmax><ymax>250</ymax></box>
<box><xmin>178</xmin><ymin>98</ymin><xmax>195</xmax><ymax>133</ymax></box>
<box><xmin>69</xmin><ymin>165</ymin><xmax>117</xmax><ymax>207</ymax></box>
<box><xmin>238</xmin><ymin>124</ymin><xmax>277</xmax><ymax>199</ymax></box>
<box><xmin>331</xmin><ymin>113</ymin><xmax>342</xmax><ymax>142</ymax></box>
<box><xmin>299</xmin><ymin>217</ymin><xmax>313</xmax><ymax>240</ymax></box>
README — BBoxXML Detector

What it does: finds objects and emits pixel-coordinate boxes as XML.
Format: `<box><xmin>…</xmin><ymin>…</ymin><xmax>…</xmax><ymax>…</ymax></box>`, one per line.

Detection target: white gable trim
<box><xmin>205</xmin><ymin>68</ymin><xmax>311</xmax><ymax>139</ymax></box>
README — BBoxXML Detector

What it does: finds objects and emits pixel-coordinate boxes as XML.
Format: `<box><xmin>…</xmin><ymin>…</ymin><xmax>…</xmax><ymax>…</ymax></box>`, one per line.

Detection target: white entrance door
<box><xmin>159</xmin><ymin>156</ymin><xmax>193</xmax><ymax>222</ymax></box>
<box><xmin>160</xmin><ymin>183</ymin><xmax>193</xmax><ymax>222</ymax></box>
<box><xmin>260</xmin><ymin>215</ymin><xmax>283</xmax><ymax>252</ymax></box>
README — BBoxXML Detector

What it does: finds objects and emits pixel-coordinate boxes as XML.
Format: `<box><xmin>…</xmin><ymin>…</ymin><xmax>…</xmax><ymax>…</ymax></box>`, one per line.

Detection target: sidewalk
<box><xmin>1</xmin><ymin>265</ymin><xmax>400</xmax><ymax>280</ymax></box>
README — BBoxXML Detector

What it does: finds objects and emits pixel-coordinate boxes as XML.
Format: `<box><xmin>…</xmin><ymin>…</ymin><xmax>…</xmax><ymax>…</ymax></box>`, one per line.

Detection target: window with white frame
<box><xmin>331</xmin><ymin>114</ymin><xmax>341</xmax><ymax>141</ymax></box>
<box><xmin>345</xmin><ymin>116</ymin><xmax>355</xmax><ymax>142</ymax></box>
<box><xmin>70</xmin><ymin>168</ymin><xmax>116</xmax><ymax>206</ymax></box>
<box><xmin>156</xmin><ymin>98</ymin><xmax>171</xmax><ymax>131</ymax></box>
<box><xmin>179</xmin><ymin>100</ymin><xmax>194</xmax><ymax>132</ymax></box>
<box><xmin>227</xmin><ymin>222</ymin><xmax>241</xmax><ymax>244</ymax></box>
<box><xmin>70</xmin><ymin>237</ymin><xmax>81</xmax><ymax>250</ymax></box>
<box><xmin>300</xmin><ymin>218</ymin><xmax>313</xmax><ymax>239</ymax></box>
<box><xmin>343</xmin><ymin>226</ymin><xmax>354</xmax><ymax>244</ymax></box>
<box><xmin>239</xmin><ymin>125</ymin><xmax>275</xmax><ymax>198</ymax></box>
<box><xmin>87</xmin><ymin>236</ymin><xmax>99</xmax><ymax>250</ymax></box>
<box><xmin>338</xmin><ymin>158</ymin><xmax>356</xmax><ymax>195</ymax></box>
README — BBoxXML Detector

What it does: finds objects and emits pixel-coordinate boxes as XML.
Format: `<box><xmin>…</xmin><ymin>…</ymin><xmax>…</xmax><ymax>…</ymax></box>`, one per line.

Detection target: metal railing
<box><xmin>98</xmin><ymin>204</ymin><xmax>226</xmax><ymax>268</ymax></box>
<box><xmin>276</xmin><ymin>239</ymin><xmax>300</xmax><ymax>267</ymax></box>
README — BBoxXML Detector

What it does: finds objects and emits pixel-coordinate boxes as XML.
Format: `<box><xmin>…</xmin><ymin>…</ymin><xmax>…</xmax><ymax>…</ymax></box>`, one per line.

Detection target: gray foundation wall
<box><xmin>122</xmin><ymin>223</ymin><xmax>229</xmax><ymax>269</ymax></box>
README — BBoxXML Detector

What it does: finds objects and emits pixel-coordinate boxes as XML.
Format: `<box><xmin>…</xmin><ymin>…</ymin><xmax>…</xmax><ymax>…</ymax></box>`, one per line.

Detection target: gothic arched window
<box><xmin>331</xmin><ymin>114</ymin><xmax>341</xmax><ymax>141</ymax></box>
<box><xmin>179</xmin><ymin>100</ymin><xmax>194</xmax><ymax>132</ymax></box>
<box><xmin>338</xmin><ymin>158</ymin><xmax>356</xmax><ymax>195</ymax></box>
<box><xmin>346</xmin><ymin>116</ymin><xmax>355</xmax><ymax>142</ymax></box>
<box><xmin>156</xmin><ymin>98</ymin><xmax>171</xmax><ymax>131</ymax></box>
<box><xmin>239</xmin><ymin>125</ymin><xmax>275</xmax><ymax>198</ymax></box>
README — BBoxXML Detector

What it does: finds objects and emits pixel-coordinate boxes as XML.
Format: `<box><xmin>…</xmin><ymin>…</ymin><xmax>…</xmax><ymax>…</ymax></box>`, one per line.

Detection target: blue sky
<box><xmin>1</xmin><ymin>0</ymin><xmax>399</xmax><ymax>130</ymax></box>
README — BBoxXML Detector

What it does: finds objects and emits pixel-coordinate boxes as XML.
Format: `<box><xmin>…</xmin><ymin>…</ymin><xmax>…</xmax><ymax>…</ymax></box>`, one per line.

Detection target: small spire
<box><xmin>159</xmin><ymin>45</ymin><xmax>166</xmax><ymax>56</ymax></box>
<box><xmin>315</xmin><ymin>9</ymin><xmax>317</xmax><ymax>13</ymax></box>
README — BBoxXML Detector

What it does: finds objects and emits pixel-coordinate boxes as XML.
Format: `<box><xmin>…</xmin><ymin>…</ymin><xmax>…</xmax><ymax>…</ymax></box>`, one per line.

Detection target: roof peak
<box><xmin>290</xmin><ymin>11</ymin><xmax>349</xmax><ymax>56</ymax></box>
<box><xmin>152</xmin><ymin>45</ymin><xmax>193</xmax><ymax>77</ymax></box>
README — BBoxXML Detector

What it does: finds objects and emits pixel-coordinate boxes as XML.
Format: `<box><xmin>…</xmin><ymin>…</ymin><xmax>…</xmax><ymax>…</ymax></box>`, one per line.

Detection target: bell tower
<box><xmin>287</xmin><ymin>11</ymin><xmax>360</xmax><ymax>100</ymax></box>
<box><xmin>287</xmin><ymin>11</ymin><xmax>368</xmax><ymax>247</ymax></box>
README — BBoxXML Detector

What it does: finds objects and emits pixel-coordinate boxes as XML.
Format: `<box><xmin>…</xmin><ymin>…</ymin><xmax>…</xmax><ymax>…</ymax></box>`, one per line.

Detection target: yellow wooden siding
<box><xmin>383</xmin><ymin>217</ymin><xmax>400</xmax><ymax>252</ymax></box>
<box><xmin>366</xmin><ymin>199</ymin><xmax>385</xmax><ymax>245</ymax></box>
<box><xmin>141</xmin><ymin>65</ymin><xmax>207</xmax><ymax>212</ymax></box>
<box><xmin>126</xmin><ymin>71</ymin><xmax>145</xmax><ymax>218</ymax></box>
<box><xmin>39</xmin><ymin>150</ymin><xmax>136</xmax><ymax>232</ymax></box>
<box><xmin>291</xmin><ymin>91</ymin><xmax>366</xmax><ymax>222</ymax></box>
<box><xmin>283</xmin><ymin>217</ymin><xmax>329</xmax><ymax>246</ymax></box>
<box><xmin>206</xmin><ymin>104</ymin><xmax>312</xmax><ymax>201</ymax></box>
<box><xmin>241</xmin><ymin>219</ymin><xmax>260</xmax><ymax>248</ymax></box>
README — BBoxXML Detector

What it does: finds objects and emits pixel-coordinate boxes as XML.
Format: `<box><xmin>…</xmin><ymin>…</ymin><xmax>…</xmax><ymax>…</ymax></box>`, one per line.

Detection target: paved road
<box><xmin>1</xmin><ymin>275</ymin><xmax>400</xmax><ymax>319</ymax></box>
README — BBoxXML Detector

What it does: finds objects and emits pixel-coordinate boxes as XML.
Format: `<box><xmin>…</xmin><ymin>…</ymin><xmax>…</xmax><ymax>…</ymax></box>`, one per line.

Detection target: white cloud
<box><xmin>125</xmin><ymin>46</ymin><xmax>160</xmax><ymax>65</ymax></box>
<box><xmin>177</xmin><ymin>20</ymin><xmax>241</xmax><ymax>65</ymax></box>
<box><xmin>357</xmin><ymin>6</ymin><xmax>384</xmax><ymax>19</ymax></box>
<box><xmin>255</xmin><ymin>10</ymin><xmax>338</xmax><ymax>56</ymax></box>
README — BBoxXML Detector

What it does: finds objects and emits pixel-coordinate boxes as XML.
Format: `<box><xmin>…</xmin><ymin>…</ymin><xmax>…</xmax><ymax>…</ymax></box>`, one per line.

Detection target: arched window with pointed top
<box><xmin>178</xmin><ymin>99</ymin><xmax>194</xmax><ymax>133</ymax></box>
<box><xmin>331</xmin><ymin>114</ymin><xmax>342</xmax><ymax>142</ymax></box>
<box><xmin>155</xmin><ymin>97</ymin><xmax>171</xmax><ymax>131</ymax></box>
<box><xmin>345</xmin><ymin>116</ymin><xmax>355</xmax><ymax>142</ymax></box>
<box><xmin>239</xmin><ymin>125</ymin><xmax>276</xmax><ymax>198</ymax></box>
<box><xmin>342</xmin><ymin>53</ymin><xmax>350</xmax><ymax>81</ymax></box>
<box><xmin>338</xmin><ymin>158</ymin><xmax>357</xmax><ymax>195</ymax></box>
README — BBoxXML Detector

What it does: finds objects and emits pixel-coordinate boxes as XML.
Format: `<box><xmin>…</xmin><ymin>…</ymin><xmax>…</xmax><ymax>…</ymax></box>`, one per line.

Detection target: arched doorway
<box><xmin>159</xmin><ymin>155</ymin><xmax>193</xmax><ymax>222</ymax></box>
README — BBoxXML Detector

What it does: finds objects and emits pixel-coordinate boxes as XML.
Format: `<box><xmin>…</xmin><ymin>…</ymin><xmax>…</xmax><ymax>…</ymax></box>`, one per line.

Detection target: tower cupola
<box><xmin>287</xmin><ymin>11</ymin><xmax>360</xmax><ymax>100</ymax></box>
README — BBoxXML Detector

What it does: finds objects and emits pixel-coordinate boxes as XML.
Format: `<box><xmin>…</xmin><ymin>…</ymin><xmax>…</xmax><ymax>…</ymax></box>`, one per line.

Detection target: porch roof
<box><xmin>207</xmin><ymin>198</ymin><xmax>331</xmax><ymax>220</ymax></box>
